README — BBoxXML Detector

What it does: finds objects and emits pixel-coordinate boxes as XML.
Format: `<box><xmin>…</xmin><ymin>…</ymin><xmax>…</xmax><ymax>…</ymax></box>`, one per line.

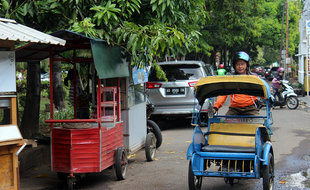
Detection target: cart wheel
<box><xmin>287</xmin><ymin>96</ymin><xmax>299</xmax><ymax>109</ymax></box>
<box><xmin>147</xmin><ymin>120</ymin><xmax>162</xmax><ymax>148</ymax></box>
<box><xmin>67</xmin><ymin>176</ymin><xmax>74</xmax><ymax>190</ymax></box>
<box><xmin>262</xmin><ymin>153</ymin><xmax>274</xmax><ymax>190</ymax></box>
<box><xmin>188</xmin><ymin>161</ymin><xmax>202</xmax><ymax>190</ymax></box>
<box><xmin>57</xmin><ymin>172</ymin><xmax>68</xmax><ymax>181</ymax></box>
<box><xmin>115</xmin><ymin>147</ymin><xmax>128</xmax><ymax>180</ymax></box>
<box><xmin>145</xmin><ymin>132</ymin><xmax>156</xmax><ymax>161</ymax></box>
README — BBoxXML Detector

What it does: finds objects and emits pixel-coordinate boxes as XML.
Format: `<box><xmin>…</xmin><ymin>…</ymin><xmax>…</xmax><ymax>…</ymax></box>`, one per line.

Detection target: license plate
<box><xmin>166</xmin><ymin>88</ymin><xmax>185</xmax><ymax>95</ymax></box>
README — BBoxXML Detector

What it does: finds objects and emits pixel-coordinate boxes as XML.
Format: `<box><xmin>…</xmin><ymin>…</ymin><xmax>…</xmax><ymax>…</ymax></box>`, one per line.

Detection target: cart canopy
<box><xmin>91</xmin><ymin>40</ymin><xmax>129</xmax><ymax>79</ymax></box>
<box><xmin>194</xmin><ymin>75</ymin><xmax>271</xmax><ymax>105</ymax></box>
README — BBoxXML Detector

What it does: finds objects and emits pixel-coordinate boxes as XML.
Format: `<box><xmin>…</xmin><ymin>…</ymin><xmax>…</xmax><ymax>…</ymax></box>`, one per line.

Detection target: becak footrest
<box><xmin>201</xmin><ymin>145</ymin><xmax>255</xmax><ymax>153</ymax></box>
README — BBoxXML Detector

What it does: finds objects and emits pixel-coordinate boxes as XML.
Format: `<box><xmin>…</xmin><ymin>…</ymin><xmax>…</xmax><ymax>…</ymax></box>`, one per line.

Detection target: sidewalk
<box><xmin>299</xmin><ymin>96</ymin><xmax>310</xmax><ymax>106</ymax></box>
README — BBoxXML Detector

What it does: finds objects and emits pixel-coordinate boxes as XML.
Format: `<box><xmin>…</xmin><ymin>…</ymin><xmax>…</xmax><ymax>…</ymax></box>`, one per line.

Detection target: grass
<box><xmin>40</xmin><ymin>97</ymin><xmax>50</xmax><ymax>111</ymax></box>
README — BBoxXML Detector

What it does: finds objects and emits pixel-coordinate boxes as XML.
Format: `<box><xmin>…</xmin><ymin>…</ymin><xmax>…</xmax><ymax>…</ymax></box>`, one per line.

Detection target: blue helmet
<box><xmin>232</xmin><ymin>51</ymin><xmax>250</xmax><ymax>69</ymax></box>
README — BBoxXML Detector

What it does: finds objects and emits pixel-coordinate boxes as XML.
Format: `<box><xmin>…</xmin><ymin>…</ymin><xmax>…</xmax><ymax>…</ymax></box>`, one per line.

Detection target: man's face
<box><xmin>235</xmin><ymin>60</ymin><xmax>247</xmax><ymax>74</ymax></box>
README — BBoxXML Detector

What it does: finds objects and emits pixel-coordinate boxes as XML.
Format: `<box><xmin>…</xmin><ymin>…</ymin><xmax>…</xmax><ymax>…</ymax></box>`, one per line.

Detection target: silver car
<box><xmin>146</xmin><ymin>60</ymin><xmax>214</xmax><ymax>122</ymax></box>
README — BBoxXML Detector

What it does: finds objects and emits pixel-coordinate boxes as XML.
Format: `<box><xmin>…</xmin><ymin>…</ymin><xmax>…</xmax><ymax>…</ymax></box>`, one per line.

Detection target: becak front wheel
<box><xmin>188</xmin><ymin>161</ymin><xmax>202</xmax><ymax>190</ymax></box>
<box><xmin>262</xmin><ymin>153</ymin><xmax>274</xmax><ymax>190</ymax></box>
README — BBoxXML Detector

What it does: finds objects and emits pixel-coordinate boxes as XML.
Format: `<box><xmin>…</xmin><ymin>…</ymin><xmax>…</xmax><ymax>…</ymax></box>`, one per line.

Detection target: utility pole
<box><xmin>286</xmin><ymin>0</ymin><xmax>289</xmax><ymax>64</ymax></box>
<box><xmin>279</xmin><ymin>3</ymin><xmax>285</xmax><ymax>68</ymax></box>
<box><xmin>285</xmin><ymin>0</ymin><xmax>289</xmax><ymax>79</ymax></box>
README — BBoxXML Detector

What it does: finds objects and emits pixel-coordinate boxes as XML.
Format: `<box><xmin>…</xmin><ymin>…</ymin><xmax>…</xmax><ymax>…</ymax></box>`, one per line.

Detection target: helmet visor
<box><xmin>237</xmin><ymin>52</ymin><xmax>250</xmax><ymax>62</ymax></box>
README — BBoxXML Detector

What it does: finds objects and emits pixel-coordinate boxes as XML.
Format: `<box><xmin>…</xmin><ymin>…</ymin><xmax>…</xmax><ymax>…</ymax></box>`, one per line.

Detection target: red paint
<box><xmin>52</xmin><ymin>122</ymin><xmax>123</xmax><ymax>174</ymax></box>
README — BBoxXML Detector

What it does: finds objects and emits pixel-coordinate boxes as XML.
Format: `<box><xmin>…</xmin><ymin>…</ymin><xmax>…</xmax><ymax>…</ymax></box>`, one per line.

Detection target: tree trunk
<box><xmin>52</xmin><ymin>56</ymin><xmax>65</xmax><ymax>110</ymax></box>
<box><xmin>20</xmin><ymin>62</ymin><xmax>41</xmax><ymax>139</ymax></box>
<box><xmin>223</xmin><ymin>45</ymin><xmax>227</xmax><ymax>67</ymax></box>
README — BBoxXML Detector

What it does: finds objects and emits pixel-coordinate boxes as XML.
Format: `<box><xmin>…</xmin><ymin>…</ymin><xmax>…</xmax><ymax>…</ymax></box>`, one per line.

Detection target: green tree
<box><xmin>70</xmin><ymin>0</ymin><xmax>211</xmax><ymax>79</ymax></box>
<box><xmin>0</xmin><ymin>0</ymin><xmax>304</xmax><ymax>138</ymax></box>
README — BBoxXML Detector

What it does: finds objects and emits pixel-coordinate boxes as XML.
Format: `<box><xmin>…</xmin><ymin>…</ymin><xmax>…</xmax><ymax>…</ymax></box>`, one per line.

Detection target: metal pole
<box><xmin>306</xmin><ymin>34</ymin><xmax>310</xmax><ymax>98</ymax></box>
<box><xmin>279</xmin><ymin>3</ymin><xmax>285</xmax><ymax>67</ymax></box>
<box><xmin>286</xmin><ymin>0</ymin><xmax>289</xmax><ymax>79</ymax></box>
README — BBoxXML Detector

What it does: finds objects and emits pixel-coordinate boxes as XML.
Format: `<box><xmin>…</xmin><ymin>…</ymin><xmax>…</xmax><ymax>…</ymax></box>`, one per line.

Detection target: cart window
<box><xmin>128</xmin><ymin>83</ymin><xmax>145</xmax><ymax>106</ymax></box>
<box><xmin>0</xmin><ymin>98</ymin><xmax>11</xmax><ymax>125</ymax></box>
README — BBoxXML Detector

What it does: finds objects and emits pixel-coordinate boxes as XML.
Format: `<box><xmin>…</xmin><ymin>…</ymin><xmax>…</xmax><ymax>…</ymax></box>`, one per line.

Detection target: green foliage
<box><xmin>2</xmin><ymin>0</ymin><xmax>303</xmax><ymax>76</ymax></box>
<box><xmin>69</xmin><ymin>0</ymin><xmax>209</xmax><ymax>79</ymax></box>
<box><xmin>296</xmin><ymin>82</ymin><xmax>304</xmax><ymax>89</ymax></box>
<box><xmin>39</xmin><ymin>106</ymin><xmax>74</xmax><ymax>127</ymax></box>
<box><xmin>252</xmin><ymin>46</ymin><xmax>266</xmax><ymax>66</ymax></box>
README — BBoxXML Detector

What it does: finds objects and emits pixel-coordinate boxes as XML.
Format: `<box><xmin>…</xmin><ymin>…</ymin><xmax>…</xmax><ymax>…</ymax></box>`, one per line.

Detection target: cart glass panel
<box><xmin>0</xmin><ymin>98</ymin><xmax>11</xmax><ymax>125</ymax></box>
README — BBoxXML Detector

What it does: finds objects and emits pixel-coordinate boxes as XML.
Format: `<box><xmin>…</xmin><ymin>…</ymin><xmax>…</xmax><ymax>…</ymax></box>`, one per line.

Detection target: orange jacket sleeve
<box><xmin>213</xmin><ymin>95</ymin><xmax>228</xmax><ymax>110</ymax></box>
<box><xmin>214</xmin><ymin>94</ymin><xmax>258</xmax><ymax>110</ymax></box>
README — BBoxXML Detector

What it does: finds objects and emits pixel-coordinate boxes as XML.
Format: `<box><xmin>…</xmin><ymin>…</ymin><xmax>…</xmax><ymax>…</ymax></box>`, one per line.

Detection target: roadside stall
<box><xmin>0</xmin><ymin>18</ymin><xmax>65</xmax><ymax>190</ymax></box>
<box><xmin>91</xmin><ymin>41</ymin><xmax>158</xmax><ymax>159</ymax></box>
<box><xmin>0</xmin><ymin>50</ymin><xmax>27</xmax><ymax>190</ymax></box>
<box><xmin>19</xmin><ymin>31</ymin><xmax>159</xmax><ymax>189</ymax></box>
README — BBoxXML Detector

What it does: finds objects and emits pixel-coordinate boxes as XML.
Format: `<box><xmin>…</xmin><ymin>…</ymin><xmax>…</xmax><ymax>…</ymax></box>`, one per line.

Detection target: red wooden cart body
<box><xmin>46</xmin><ymin>78</ymin><xmax>124</xmax><ymax>178</ymax></box>
<box><xmin>51</xmin><ymin>122</ymin><xmax>123</xmax><ymax>173</ymax></box>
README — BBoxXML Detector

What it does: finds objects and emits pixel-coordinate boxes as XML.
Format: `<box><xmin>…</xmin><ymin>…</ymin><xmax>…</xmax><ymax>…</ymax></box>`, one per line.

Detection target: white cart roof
<box><xmin>0</xmin><ymin>18</ymin><xmax>66</xmax><ymax>45</ymax></box>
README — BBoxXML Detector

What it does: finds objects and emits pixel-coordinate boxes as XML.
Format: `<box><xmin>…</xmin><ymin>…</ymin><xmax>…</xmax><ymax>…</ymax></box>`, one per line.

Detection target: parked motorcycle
<box><xmin>146</xmin><ymin>95</ymin><xmax>162</xmax><ymax>148</ymax></box>
<box><xmin>273</xmin><ymin>80</ymin><xmax>299</xmax><ymax>109</ymax></box>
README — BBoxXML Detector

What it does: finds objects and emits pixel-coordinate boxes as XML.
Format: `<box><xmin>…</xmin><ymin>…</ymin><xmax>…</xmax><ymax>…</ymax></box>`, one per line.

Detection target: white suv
<box><xmin>146</xmin><ymin>60</ymin><xmax>214</xmax><ymax>122</ymax></box>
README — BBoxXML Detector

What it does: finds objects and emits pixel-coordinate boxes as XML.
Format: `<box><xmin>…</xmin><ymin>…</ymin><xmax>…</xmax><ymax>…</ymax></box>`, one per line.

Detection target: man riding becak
<box><xmin>212</xmin><ymin>51</ymin><xmax>263</xmax><ymax>116</ymax></box>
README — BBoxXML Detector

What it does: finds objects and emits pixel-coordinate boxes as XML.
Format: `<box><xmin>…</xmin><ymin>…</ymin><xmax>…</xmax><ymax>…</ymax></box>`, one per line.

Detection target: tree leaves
<box><xmin>2</xmin><ymin>0</ymin><xmax>302</xmax><ymax>71</ymax></box>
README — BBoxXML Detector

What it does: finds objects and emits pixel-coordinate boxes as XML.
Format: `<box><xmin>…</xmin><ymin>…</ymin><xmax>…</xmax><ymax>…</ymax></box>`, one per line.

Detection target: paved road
<box><xmin>21</xmin><ymin>95</ymin><xmax>310</xmax><ymax>190</ymax></box>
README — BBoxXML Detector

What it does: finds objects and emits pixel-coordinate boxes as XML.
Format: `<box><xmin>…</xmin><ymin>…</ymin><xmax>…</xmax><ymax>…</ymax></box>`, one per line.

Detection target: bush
<box><xmin>39</xmin><ymin>105</ymin><xmax>74</xmax><ymax>127</ymax></box>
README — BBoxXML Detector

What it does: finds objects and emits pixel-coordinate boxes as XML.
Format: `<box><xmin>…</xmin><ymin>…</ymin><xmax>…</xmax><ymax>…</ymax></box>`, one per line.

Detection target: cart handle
<box><xmin>16</xmin><ymin>142</ymin><xmax>27</xmax><ymax>156</ymax></box>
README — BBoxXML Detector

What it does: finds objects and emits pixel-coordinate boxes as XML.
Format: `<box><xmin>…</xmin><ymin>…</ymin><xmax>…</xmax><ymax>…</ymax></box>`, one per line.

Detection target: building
<box><xmin>297</xmin><ymin>1</ymin><xmax>310</xmax><ymax>86</ymax></box>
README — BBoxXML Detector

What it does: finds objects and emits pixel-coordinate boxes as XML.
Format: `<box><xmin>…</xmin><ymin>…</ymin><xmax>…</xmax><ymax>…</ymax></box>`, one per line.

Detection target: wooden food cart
<box><xmin>45</xmin><ymin>75</ymin><xmax>127</xmax><ymax>190</ymax></box>
<box><xmin>0</xmin><ymin>18</ymin><xmax>66</xmax><ymax>190</ymax></box>
<box><xmin>15</xmin><ymin>31</ymin><xmax>159</xmax><ymax>189</ymax></box>
<box><xmin>41</xmin><ymin>36</ymin><xmax>158</xmax><ymax>189</ymax></box>
<box><xmin>0</xmin><ymin>49</ymin><xmax>27</xmax><ymax>190</ymax></box>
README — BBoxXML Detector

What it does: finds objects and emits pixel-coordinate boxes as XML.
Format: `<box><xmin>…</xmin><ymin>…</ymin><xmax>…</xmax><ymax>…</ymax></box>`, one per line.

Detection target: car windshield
<box><xmin>149</xmin><ymin>64</ymin><xmax>203</xmax><ymax>81</ymax></box>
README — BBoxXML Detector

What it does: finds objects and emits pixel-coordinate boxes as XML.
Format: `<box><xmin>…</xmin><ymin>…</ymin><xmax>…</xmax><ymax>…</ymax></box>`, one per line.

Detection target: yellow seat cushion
<box><xmin>207</xmin><ymin>123</ymin><xmax>263</xmax><ymax>147</ymax></box>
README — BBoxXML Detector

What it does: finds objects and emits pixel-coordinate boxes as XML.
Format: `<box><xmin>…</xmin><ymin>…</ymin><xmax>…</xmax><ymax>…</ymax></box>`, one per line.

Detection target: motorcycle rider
<box><xmin>212</xmin><ymin>51</ymin><xmax>260</xmax><ymax>115</ymax></box>
<box><xmin>217</xmin><ymin>64</ymin><xmax>226</xmax><ymax>75</ymax></box>
<box><xmin>272</xmin><ymin>67</ymin><xmax>285</xmax><ymax>108</ymax></box>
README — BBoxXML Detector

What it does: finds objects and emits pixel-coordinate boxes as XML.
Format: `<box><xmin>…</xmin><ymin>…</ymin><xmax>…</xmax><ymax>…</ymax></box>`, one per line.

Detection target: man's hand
<box><xmin>213</xmin><ymin>108</ymin><xmax>217</xmax><ymax>114</ymax></box>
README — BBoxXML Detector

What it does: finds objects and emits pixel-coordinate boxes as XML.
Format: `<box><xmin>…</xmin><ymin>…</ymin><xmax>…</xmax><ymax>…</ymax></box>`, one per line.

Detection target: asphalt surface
<box><xmin>20</xmin><ymin>80</ymin><xmax>310</xmax><ymax>190</ymax></box>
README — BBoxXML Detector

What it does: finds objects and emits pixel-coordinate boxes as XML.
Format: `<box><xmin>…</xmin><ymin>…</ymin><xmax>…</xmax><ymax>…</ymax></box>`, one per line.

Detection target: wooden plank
<box><xmin>0</xmin><ymin>139</ymin><xmax>27</xmax><ymax>147</ymax></box>
<box><xmin>0</xmin><ymin>154</ymin><xmax>13</xmax><ymax>188</ymax></box>
<box><xmin>10</xmin><ymin>97</ymin><xmax>17</xmax><ymax>125</ymax></box>
<box><xmin>26</xmin><ymin>140</ymin><xmax>37</xmax><ymax>148</ymax></box>
<box><xmin>0</xmin><ymin>145</ymin><xmax>20</xmax><ymax>190</ymax></box>
<box><xmin>0</xmin><ymin>40</ymin><xmax>15</xmax><ymax>51</ymax></box>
